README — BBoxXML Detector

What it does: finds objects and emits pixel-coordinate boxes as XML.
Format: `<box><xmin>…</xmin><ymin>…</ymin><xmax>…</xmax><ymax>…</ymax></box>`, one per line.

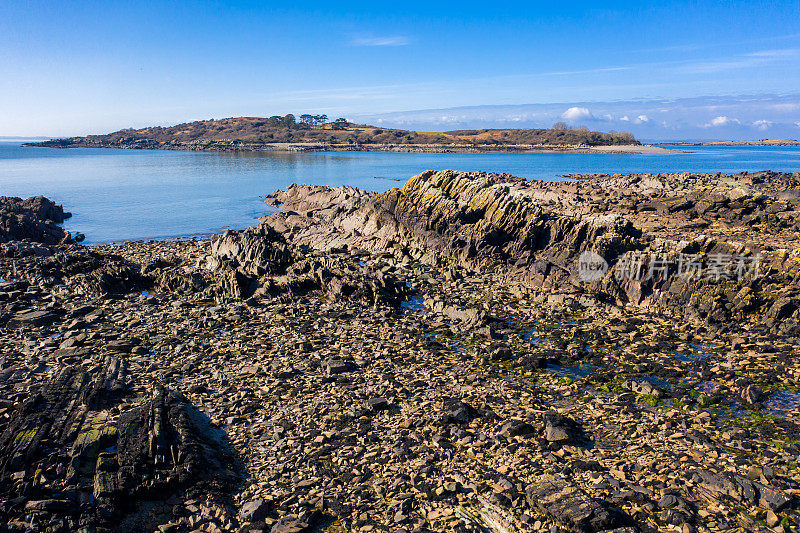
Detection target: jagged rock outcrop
<box><xmin>594</xmin><ymin>239</ymin><xmax>800</xmax><ymax>333</ymax></box>
<box><xmin>0</xmin><ymin>356</ymin><xmax>241</xmax><ymax>532</ymax></box>
<box><xmin>262</xmin><ymin>170</ymin><xmax>800</xmax><ymax>330</ymax></box>
<box><xmin>0</xmin><ymin>196</ymin><xmax>76</xmax><ymax>245</ymax></box>
<box><xmin>140</xmin><ymin>256</ymin><xmax>210</xmax><ymax>295</ymax></box>
<box><xmin>207</xmin><ymin>223</ymin><xmax>411</xmax><ymax>305</ymax></box>
<box><xmin>209</xmin><ymin>224</ymin><xmax>295</xmax><ymax>276</ymax></box>
<box><xmin>265</xmin><ymin>170</ymin><xmax>642</xmax><ymax>274</ymax></box>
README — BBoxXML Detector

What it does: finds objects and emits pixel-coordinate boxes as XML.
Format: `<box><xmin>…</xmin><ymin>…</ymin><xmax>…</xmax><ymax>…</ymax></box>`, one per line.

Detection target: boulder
<box><xmin>240</xmin><ymin>498</ymin><xmax>271</xmax><ymax>523</ymax></box>
<box><xmin>526</xmin><ymin>474</ymin><xmax>626</xmax><ymax>532</ymax></box>
<box><xmin>0</xmin><ymin>195</ymin><xmax>73</xmax><ymax>244</ymax></box>
<box><xmin>544</xmin><ymin>411</ymin><xmax>584</xmax><ymax>444</ymax></box>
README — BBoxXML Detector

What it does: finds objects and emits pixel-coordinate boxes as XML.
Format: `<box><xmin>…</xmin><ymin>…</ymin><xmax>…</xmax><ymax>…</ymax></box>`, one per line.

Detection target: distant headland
<box><xmin>24</xmin><ymin>115</ymin><xmax>673</xmax><ymax>154</ymax></box>
<box><xmin>671</xmin><ymin>138</ymin><xmax>800</xmax><ymax>147</ymax></box>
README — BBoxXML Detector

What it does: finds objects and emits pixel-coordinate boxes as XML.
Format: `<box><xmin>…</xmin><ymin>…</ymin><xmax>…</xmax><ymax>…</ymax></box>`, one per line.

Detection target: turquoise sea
<box><xmin>1</xmin><ymin>141</ymin><xmax>799</xmax><ymax>244</ymax></box>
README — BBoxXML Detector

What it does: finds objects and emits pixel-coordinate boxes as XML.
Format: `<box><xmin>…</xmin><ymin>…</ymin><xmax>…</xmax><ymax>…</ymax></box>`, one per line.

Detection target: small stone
<box><xmin>767</xmin><ymin>510</ymin><xmax>780</xmax><ymax>527</ymax></box>
<box><xmin>489</xmin><ymin>346</ymin><xmax>513</xmax><ymax>361</ymax></box>
<box><xmin>365</xmin><ymin>397</ymin><xmax>389</xmax><ymax>412</ymax></box>
<box><xmin>544</xmin><ymin>412</ymin><xmax>580</xmax><ymax>443</ymax></box>
<box><xmin>322</xmin><ymin>358</ymin><xmax>353</xmax><ymax>376</ymax></box>
<box><xmin>500</xmin><ymin>419</ymin><xmax>535</xmax><ymax>437</ymax></box>
<box><xmin>240</xmin><ymin>499</ymin><xmax>271</xmax><ymax>523</ymax></box>
<box><xmin>659</xmin><ymin>494</ymin><xmax>679</xmax><ymax>509</ymax></box>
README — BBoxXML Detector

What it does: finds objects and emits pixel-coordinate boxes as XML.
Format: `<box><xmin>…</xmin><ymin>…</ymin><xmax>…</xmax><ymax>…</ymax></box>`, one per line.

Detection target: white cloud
<box><xmin>772</xmin><ymin>103</ymin><xmax>800</xmax><ymax>112</ymax></box>
<box><xmin>636</xmin><ymin>114</ymin><xmax>649</xmax><ymax>123</ymax></box>
<box><xmin>703</xmin><ymin>115</ymin><xmax>741</xmax><ymax>127</ymax></box>
<box><xmin>543</xmin><ymin>66</ymin><xmax>632</xmax><ymax>76</ymax></box>
<box><xmin>753</xmin><ymin>119</ymin><xmax>774</xmax><ymax>130</ymax></box>
<box><xmin>351</xmin><ymin>36</ymin><xmax>410</xmax><ymax>47</ymax></box>
<box><xmin>561</xmin><ymin>107</ymin><xmax>592</xmax><ymax>121</ymax></box>
<box><xmin>747</xmin><ymin>48</ymin><xmax>800</xmax><ymax>59</ymax></box>
<box><xmin>354</xmin><ymin>94</ymin><xmax>800</xmax><ymax>141</ymax></box>
<box><xmin>680</xmin><ymin>48</ymin><xmax>800</xmax><ymax>74</ymax></box>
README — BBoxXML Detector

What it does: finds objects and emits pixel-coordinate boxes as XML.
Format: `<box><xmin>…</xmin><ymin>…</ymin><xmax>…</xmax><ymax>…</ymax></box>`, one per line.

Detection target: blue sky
<box><xmin>2</xmin><ymin>1</ymin><xmax>799</xmax><ymax>139</ymax></box>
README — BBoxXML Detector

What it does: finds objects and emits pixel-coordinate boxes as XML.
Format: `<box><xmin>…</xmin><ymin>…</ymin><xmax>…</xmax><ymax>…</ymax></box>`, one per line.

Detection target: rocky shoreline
<box><xmin>672</xmin><ymin>140</ymin><xmax>800</xmax><ymax>147</ymax></box>
<box><xmin>1</xmin><ymin>170</ymin><xmax>799</xmax><ymax>533</ymax></box>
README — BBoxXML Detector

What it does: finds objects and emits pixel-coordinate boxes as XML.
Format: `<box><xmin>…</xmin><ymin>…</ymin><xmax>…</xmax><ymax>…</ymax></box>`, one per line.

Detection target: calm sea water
<box><xmin>1</xmin><ymin>141</ymin><xmax>799</xmax><ymax>244</ymax></box>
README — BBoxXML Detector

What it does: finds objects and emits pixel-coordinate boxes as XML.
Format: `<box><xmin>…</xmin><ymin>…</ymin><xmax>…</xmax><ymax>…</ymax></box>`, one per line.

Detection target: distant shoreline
<box><xmin>670</xmin><ymin>139</ymin><xmax>800</xmax><ymax>147</ymax></box>
<box><xmin>25</xmin><ymin>140</ymin><xmax>680</xmax><ymax>155</ymax></box>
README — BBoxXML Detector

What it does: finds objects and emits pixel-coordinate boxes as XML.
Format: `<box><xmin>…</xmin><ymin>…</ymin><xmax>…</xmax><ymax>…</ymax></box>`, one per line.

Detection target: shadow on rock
<box><xmin>0</xmin><ymin>356</ymin><xmax>245</xmax><ymax>533</ymax></box>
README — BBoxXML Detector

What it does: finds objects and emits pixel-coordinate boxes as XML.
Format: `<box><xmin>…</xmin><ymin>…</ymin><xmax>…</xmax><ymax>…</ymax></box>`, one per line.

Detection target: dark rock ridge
<box><xmin>0</xmin><ymin>196</ymin><xmax>76</xmax><ymax>245</ymax></box>
<box><xmin>0</xmin><ymin>356</ymin><xmax>241</xmax><ymax>532</ymax></box>
<box><xmin>264</xmin><ymin>169</ymin><xmax>800</xmax><ymax>331</ymax></box>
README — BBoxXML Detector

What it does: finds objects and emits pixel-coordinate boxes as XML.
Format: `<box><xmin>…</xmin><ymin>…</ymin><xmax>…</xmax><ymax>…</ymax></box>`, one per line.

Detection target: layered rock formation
<box><xmin>0</xmin><ymin>356</ymin><xmax>241</xmax><ymax>532</ymax></box>
<box><xmin>265</xmin><ymin>171</ymin><xmax>641</xmax><ymax>276</ymax></box>
<box><xmin>207</xmin><ymin>223</ymin><xmax>411</xmax><ymax>306</ymax></box>
<box><xmin>0</xmin><ymin>196</ymin><xmax>78</xmax><ymax>245</ymax></box>
<box><xmin>264</xmin><ymin>170</ymin><xmax>800</xmax><ymax>333</ymax></box>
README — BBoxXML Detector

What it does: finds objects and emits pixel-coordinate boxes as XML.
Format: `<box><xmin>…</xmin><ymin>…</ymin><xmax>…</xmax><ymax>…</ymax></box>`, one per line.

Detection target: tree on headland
<box><xmin>617</xmin><ymin>131</ymin><xmax>635</xmax><ymax>143</ymax></box>
<box><xmin>331</xmin><ymin>118</ymin><xmax>349</xmax><ymax>130</ymax></box>
<box><xmin>298</xmin><ymin>114</ymin><xmax>329</xmax><ymax>128</ymax></box>
<box><xmin>552</xmin><ymin>122</ymin><xmax>569</xmax><ymax>131</ymax></box>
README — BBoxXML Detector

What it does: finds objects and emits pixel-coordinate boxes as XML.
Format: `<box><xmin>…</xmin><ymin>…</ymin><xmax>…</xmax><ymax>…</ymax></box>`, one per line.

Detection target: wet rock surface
<box><xmin>1</xmin><ymin>171</ymin><xmax>800</xmax><ymax>532</ymax></box>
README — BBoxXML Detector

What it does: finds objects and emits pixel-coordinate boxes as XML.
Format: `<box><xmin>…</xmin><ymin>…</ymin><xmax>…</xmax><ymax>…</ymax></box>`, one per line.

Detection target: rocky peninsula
<box><xmin>25</xmin><ymin>117</ymin><xmax>665</xmax><ymax>154</ymax></box>
<box><xmin>1</xmin><ymin>170</ymin><xmax>800</xmax><ymax>533</ymax></box>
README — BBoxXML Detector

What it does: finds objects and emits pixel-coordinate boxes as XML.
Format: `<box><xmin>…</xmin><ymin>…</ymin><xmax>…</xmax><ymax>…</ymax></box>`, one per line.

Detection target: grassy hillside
<box><xmin>32</xmin><ymin>116</ymin><xmax>639</xmax><ymax>150</ymax></box>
